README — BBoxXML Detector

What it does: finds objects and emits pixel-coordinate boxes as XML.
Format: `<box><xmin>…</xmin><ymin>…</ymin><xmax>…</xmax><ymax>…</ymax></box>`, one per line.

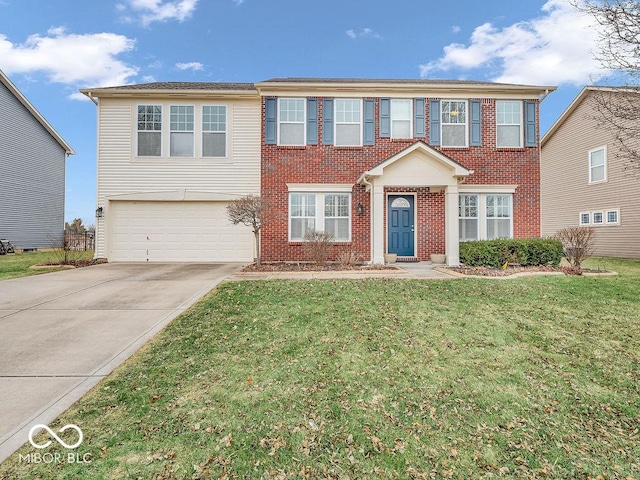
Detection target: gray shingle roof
<box><xmin>88</xmin><ymin>82</ymin><xmax>256</xmax><ymax>91</ymax></box>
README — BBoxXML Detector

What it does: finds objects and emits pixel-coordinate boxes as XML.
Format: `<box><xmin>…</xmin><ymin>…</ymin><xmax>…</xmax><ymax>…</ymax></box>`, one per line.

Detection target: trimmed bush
<box><xmin>459</xmin><ymin>238</ymin><xmax>563</xmax><ymax>268</ymax></box>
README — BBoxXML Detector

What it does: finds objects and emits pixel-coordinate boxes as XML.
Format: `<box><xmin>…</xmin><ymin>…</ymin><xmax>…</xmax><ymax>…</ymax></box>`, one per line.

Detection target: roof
<box><xmin>541</xmin><ymin>85</ymin><xmax>640</xmax><ymax>147</ymax></box>
<box><xmin>262</xmin><ymin>77</ymin><xmax>534</xmax><ymax>87</ymax></box>
<box><xmin>80</xmin><ymin>82</ymin><xmax>257</xmax><ymax>100</ymax></box>
<box><xmin>0</xmin><ymin>70</ymin><xmax>75</xmax><ymax>155</ymax></box>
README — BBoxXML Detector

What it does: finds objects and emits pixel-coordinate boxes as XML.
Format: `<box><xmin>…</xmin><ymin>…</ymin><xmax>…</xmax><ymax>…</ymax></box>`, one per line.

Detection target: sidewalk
<box><xmin>229</xmin><ymin>262</ymin><xmax>456</xmax><ymax>280</ymax></box>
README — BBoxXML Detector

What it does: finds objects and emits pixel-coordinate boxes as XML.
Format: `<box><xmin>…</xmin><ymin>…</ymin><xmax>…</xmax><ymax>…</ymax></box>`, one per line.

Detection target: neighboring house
<box><xmin>0</xmin><ymin>70</ymin><xmax>75</xmax><ymax>250</ymax></box>
<box><xmin>257</xmin><ymin>78</ymin><xmax>554</xmax><ymax>266</ymax></box>
<box><xmin>541</xmin><ymin>86</ymin><xmax>640</xmax><ymax>259</ymax></box>
<box><xmin>80</xmin><ymin>82</ymin><xmax>261</xmax><ymax>262</ymax></box>
<box><xmin>82</xmin><ymin>78</ymin><xmax>555</xmax><ymax>265</ymax></box>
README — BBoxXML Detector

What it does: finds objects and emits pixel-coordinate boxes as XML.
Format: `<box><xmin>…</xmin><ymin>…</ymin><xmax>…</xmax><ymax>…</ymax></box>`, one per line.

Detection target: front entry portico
<box><xmin>357</xmin><ymin>142</ymin><xmax>471</xmax><ymax>266</ymax></box>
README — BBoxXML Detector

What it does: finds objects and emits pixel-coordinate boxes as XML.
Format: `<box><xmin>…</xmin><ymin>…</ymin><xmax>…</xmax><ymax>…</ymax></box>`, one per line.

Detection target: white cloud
<box><xmin>451</xmin><ymin>25</ymin><xmax>461</xmax><ymax>34</ymax></box>
<box><xmin>346</xmin><ymin>27</ymin><xmax>381</xmax><ymax>40</ymax></box>
<box><xmin>121</xmin><ymin>0</ymin><xmax>198</xmax><ymax>27</ymax></box>
<box><xmin>0</xmin><ymin>28</ymin><xmax>138</xmax><ymax>95</ymax></box>
<box><xmin>420</xmin><ymin>0</ymin><xmax>604</xmax><ymax>86</ymax></box>
<box><xmin>175</xmin><ymin>61</ymin><xmax>203</xmax><ymax>71</ymax></box>
<box><xmin>233</xmin><ymin>0</ymin><xmax>244</xmax><ymax>5</ymax></box>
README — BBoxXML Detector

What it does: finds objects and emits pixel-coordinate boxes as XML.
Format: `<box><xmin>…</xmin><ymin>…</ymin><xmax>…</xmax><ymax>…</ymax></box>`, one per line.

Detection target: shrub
<box><xmin>554</xmin><ymin>227</ymin><xmax>596</xmax><ymax>269</ymax></box>
<box><xmin>303</xmin><ymin>230</ymin><xmax>334</xmax><ymax>265</ymax></box>
<box><xmin>337</xmin><ymin>250</ymin><xmax>359</xmax><ymax>267</ymax></box>
<box><xmin>459</xmin><ymin>238</ymin><xmax>563</xmax><ymax>268</ymax></box>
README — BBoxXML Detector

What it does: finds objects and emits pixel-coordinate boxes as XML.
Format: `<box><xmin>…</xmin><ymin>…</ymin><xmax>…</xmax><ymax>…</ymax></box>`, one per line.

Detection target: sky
<box><xmin>0</xmin><ymin>0</ymin><xmax>611</xmax><ymax>226</ymax></box>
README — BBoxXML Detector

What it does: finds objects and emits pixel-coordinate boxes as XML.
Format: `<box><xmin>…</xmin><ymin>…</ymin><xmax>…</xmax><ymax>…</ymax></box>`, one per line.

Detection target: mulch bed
<box><xmin>447</xmin><ymin>265</ymin><xmax>607</xmax><ymax>277</ymax></box>
<box><xmin>242</xmin><ymin>262</ymin><xmax>399</xmax><ymax>272</ymax></box>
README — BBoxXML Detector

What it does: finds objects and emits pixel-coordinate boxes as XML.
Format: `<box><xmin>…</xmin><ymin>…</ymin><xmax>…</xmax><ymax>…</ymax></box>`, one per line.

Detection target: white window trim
<box><xmin>277</xmin><ymin>97</ymin><xmax>306</xmax><ymax>146</ymax></box>
<box><xmin>136</xmin><ymin>104</ymin><xmax>163</xmax><ymax>158</ymax></box>
<box><xmin>605</xmin><ymin>208</ymin><xmax>620</xmax><ymax>225</ymax></box>
<box><xmin>441</xmin><ymin>99</ymin><xmax>468</xmax><ymax>148</ymax></box>
<box><xmin>588</xmin><ymin>145</ymin><xmax>607</xmax><ymax>184</ymax></box>
<box><xmin>579</xmin><ymin>211</ymin><xmax>591</xmax><ymax>225</ymax></box>
<box><xmin>169</xmin><ymin>104</ymin><xmax>195</xmax><ymax>158</ymax></box>
<box><xmin>592</xmin><ymin>210</ymin><xmax>604</xmax><ymax>225</ymax></box>
<box><xmin>202</xmin><ymin>104</ymin><xmax>228</xmax><ymax>158</ymax></box>
<box><xmin>496</xmin><ymin>100</ymin><xmax>523</xmax><ymax>148</ymax></box>
<box><xmin>458</xmin><ymin>193</ymin><xmax>513</xmax><ymax>241</ymax></box>
<box><xmin>288</xmin><ymin>192</ymin><xmax>352</xmax><ymax>242</ymax></box>
<box><xmin>390</xmin><ymin>99</ymin><xmax>413</xmax><ymax>139</ymax></box>
<box><xmin>334</xmin><ymin>98</ymin><xmax>363</xmax><ymax>147</ymax></box>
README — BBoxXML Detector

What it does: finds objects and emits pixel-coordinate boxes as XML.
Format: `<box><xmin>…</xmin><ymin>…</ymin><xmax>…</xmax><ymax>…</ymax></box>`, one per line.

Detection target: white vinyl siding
<box><xmin>289</xmin><ymin>192</ymin><xmax>351</xmax><ymax>241</ymax></box>
<box><xmin>459</xmin><ymin>194</ymin><xmax>513</xmax><ymax>241</ymax></box>
<box><xmin>202</xmin><ymin>105</ymin><xmax>226</xmax><ymax>157</ymax></box>
<box><xmin>170</xmin><ymin>105</ymin><xmax>194</xmax><ymax>157</ymax></box>
<box><xmin>496</xmin><ymin>101</ymin><xmax>522</xmax><ymax>148</ymax></box>
<box><xmin>335</xmin><ymin>99</ymin><xmax>362</xmax><ymax>146</ymax></box>
<box><xmin>278</xmin><ymin>98</ymin><xmax>305</xmax><ymax>146</ymax></box>
<box><xmin>391</xmin><ymin>99</ymin><xmax>412</xmax><ymax>139</ymax></box>
<box><xmin>441</xmin><ymin>100</ymin><xmax>467</xmax><ymax>147</ymax></box>
<box><xmin>589</xmin><ymin>146</ymin><xmax>607</xmax><ymax>183</ymax></box>
<box><xmin>137</xmin><ymin>105</ymin><xmax>162</xmax><ymax>157</ymax></box>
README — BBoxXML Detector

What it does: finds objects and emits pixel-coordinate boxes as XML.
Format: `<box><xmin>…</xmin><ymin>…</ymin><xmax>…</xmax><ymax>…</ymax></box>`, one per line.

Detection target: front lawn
<box><xmin>0</xmin><ymin>250</ymin><xmax>94</xmax><ymax>280</ymax></box>
<box><xmin>2</xmin><ymin>258</ymin><xmax>639</xmax><ymax>479</ymax></box>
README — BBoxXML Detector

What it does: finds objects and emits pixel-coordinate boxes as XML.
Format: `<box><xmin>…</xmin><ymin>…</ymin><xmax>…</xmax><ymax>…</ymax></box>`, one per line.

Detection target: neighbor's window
<box><xmin>589</xmin><ymin>146</ymin><xmax>607</xmax><ymax>183</ymax></box>
<box><xmin>391</xmin><ymin>99</ymin><xmax>412</xmax><ymax>139</ymax></box>
<box><xmin>486</xmin><ymin>194</ymin><xmax>512</xmax><ymax>239</ymax></box>
<box><xmin>335</xmin><ymin>99</ymin><xmax>362</xmax><ymax>146</ymax></box>
<box><xmin>278</xmin><ymin>98</ymin><xmax>305</xmax><ymax>146</ymax></box>
<box><xmin>289</xmin><ymin>192</ymin><xmax>351</xmax><ymax>241</ymax></box>
<box><xmin>459</xmin><ymin>194</ymin><xmax>479</xmax><ymax>241</ymax></box>
<box><xmin>496</xmin><ymin>101</ymin><xmax>522</xmax><ymax>147</ymax></box>
<box><xmin>579</xmin><ymin>212</ymin><xmax>591</xmax><ymax>225</ymax></box>
<box><xmin>441</xmin><ymin>100</ymin><xmax>467</xmax><ymax>147</ymax></box>
<box><xmin>137</xmin><ymin>105</ymin><xmax>162</xmax><ymax>156</ymax></box>
<box><xmin>202</xmin><ymin>105</ymin><xmax>226</xmax><ymax>157</ymax></box>
<box><xmin>592</xmin><ymin>211</ymin><xmax>604</xmax><ymax>224</ymax></box>
<box><xmin>170</xmin><ymin>105</ymin><xmax>194</xmax><ymax>157</ymax></box>
<box><xmin>606</xmin><ymin>209</ymin><xmax>619</xmax><ymax>224</ymax></box>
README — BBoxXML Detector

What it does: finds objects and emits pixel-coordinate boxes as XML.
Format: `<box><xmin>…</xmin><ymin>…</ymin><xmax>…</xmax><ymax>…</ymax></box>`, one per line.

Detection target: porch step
<box><xmin>396</xmin><ymin>256</ymin><xmax>419</xmax><ymax>262</ymax></box>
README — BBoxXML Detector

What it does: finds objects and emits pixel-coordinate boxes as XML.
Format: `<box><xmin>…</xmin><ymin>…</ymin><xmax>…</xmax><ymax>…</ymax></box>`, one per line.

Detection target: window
<box><xmin>170</xmin><ymin>106</ymin><xmax>194</xmax><ymax>157</ymax></box>
<box><xmin>592</xmin><ymin>211</ymin><xmax>604</xmax><ymax>224</ymax></box>
<box><xmin>579</xmin><ymin>212</ymin><xmax>591</xmax><ymax>225</ymax></box>
<box><xmin>289</xmin><ymin>192</ymin><xmax>351</xmax><ymax>241</ymax></box>
<box><xmin>137</xmin><ymin>105</ymin><xmax>162</xmax><ymax>156</ymax></box>
<box><xmin>589</xmin><ymin>146</ymin><xmax>607</xmax><ymax>183</ymax></box>
<box><xmin>486</xmin><ymin>195</ymin><xmax>512</xmax><ymax>239</ymax></box>
<box><xmin>496</xmin><ymin>101</ymin><xmax>522</xmax><ymax>147</ymax></box>
<box><xmin>391</xmin><ymin>99</ymin><xmax>412</xmax><ymax>139</ymax></box>
<box><xmin>459</xmin><ymin>194</ymin><xmax>479</xmax><ymax>241</ymax></box>
<box><xmin>606</xmin><ymin>209</ymin><xmax>619</xmax><ymax>224</ymax></box>
<box><xmin>441</xmin><ymin>100</ymin><xmax>467</xmax><ymax>147</ymax></box>
<box><xmin>202</xmin><ymin>105</ymin><xmax>226</xmax><ymax>157</ymax></box>
<box><xmin>458</xmin><ymin>194</ymin><xmax>513</xmax><ymax>241</ymax></box>
<box><xmin>278</xmin><ymin>98</ymin><xmax>305</xmax><ymax>146</ymax></box>
<box><xmin>335</xmin><ymin>99</ymin><xmax>362</xmax><ymax>146</ymax></box>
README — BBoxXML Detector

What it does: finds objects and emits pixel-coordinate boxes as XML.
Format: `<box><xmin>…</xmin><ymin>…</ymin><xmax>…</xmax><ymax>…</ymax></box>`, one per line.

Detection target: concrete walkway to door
<box><xmin>0</xmin><ymin>263</ymin><xmax>241</xmax><ymax>463</ymax></box>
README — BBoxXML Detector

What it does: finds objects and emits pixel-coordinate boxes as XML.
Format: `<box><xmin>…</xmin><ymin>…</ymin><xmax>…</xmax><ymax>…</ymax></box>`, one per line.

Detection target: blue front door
<box><xmin>388</xmin><ymin>195</ymin><xmax>415</xmax><ymax>257</ymax></box>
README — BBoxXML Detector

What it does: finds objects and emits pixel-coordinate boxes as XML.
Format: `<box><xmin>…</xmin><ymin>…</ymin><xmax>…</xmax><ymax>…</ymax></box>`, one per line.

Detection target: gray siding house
<box><xmin>0</xmin><ymin>70</ymin><xmax>74</xmax><ymax>250</ymax></box>
<box><xmin>541</xmin><ymin>86</ymin><xmax>640</xmax><ymax>259</ymax></box>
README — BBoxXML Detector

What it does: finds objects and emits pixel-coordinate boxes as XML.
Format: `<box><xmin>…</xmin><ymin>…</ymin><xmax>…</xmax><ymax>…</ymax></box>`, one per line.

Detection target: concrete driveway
<box><xmin>0</xmin><ymin>262</ymin><xmax>241</xmax><ymax>463</ymax></box>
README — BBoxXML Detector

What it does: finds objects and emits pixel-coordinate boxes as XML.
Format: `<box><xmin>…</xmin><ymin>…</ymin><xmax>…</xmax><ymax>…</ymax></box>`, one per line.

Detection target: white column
<box><xmin>445</xmin><ymin>184</ymin><xmax>460</xmax><ymax>266</ymax></box>
<box><xmin>372</xmin><ymin>183</ymin><xmax>386</xmax><ymax>264</ymax></box>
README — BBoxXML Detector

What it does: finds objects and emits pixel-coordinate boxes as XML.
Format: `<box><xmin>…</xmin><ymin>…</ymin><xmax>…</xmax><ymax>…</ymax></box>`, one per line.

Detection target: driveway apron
<box><xmin>0</xmin><ymin>262</ymin><xmax>241</xmax><ymax>463</ymax></box>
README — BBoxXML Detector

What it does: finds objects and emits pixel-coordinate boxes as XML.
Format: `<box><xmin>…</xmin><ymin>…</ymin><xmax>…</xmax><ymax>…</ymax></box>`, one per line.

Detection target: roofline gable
<box><xmin>0</xmin><ymin>70</ymin><xmax>75</xmax><ymax>155</ymax></box>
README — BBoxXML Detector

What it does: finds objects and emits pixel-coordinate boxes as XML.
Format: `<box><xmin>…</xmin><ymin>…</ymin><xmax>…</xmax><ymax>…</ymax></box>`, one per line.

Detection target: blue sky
<box><xmin>0</xmin><ymin>0</ymin><xmax>605</xmax><ymax>225</ymax></box>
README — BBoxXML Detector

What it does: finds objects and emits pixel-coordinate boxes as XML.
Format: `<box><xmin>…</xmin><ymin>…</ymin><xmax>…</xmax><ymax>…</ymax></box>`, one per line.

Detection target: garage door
<box><xmin>110</xmin><ymin>201</ymin><xmax>254</xmax><ymax>262</ymax></box>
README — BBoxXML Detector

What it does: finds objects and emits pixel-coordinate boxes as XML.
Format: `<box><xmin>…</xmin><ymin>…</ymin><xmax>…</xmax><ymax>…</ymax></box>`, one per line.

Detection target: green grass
<box><xmin>1</xmin><ymin>258</ymin><xmax>639</xmax><ymax>479</ymax></box>
<box><xmin>0</xmin><ymin>250</ymin><xmax>94</xmax><ymax>280</ymax></box>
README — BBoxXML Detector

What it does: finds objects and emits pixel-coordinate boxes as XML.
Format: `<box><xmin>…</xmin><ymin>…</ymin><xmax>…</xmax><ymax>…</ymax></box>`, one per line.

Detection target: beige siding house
<box><xmin>541</xmin><ymin>87</ymin><xmax>640</xmax><ymax>259</ymax></box>
<box><xmin>81</xmin><ymin>83</ymin><xmax>260</xmax><ymax>262</ymax></box>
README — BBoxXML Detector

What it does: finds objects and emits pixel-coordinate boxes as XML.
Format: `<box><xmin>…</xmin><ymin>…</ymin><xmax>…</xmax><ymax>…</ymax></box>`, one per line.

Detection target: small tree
<box><xmin>554</xmin><ymin>226</ymin><xmax>596</xmax><ymax>269</ymax></box>
<box><xmin>226</xmin><ymin>195</ymin><xmax>274</xmax><ymax>267</ymax></box>
<box><xmin>65</xmin><ymin>218</ymin><xmax>86</xmax><ymax>234</ymax></box>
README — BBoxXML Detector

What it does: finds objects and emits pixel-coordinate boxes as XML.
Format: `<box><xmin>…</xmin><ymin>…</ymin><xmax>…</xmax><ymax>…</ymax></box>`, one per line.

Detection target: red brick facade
<box><xmin>261</xmin><ymin>96</ymin><xmax>541</xmax><ymax>262</ymax></box>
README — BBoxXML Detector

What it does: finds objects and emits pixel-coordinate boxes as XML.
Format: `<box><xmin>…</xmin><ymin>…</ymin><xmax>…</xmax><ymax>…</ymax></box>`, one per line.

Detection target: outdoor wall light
<box><xmin>95</xmin><ymin>207</ymin><xmax>103</xmax><ymax>218</ymax></box>
<box><xmin>357</xmin><ymin>203</ymin><xmax>364</xmax><ymax>215</ymax></box>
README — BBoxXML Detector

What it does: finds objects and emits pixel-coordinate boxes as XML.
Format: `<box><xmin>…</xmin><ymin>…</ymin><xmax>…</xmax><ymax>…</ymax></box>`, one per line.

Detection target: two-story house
<box><xmin>541</xmin><ymin>86</ymin><xmax>640</xmax><ymax>259</ymax></box>
<box><xmin>257</xmin><ymin>78</ymin><xmax>555</xmax><ymax>266</ymax></box>
<box><xmin>82</xmin><ymin>78</ymin><xmax>555</xmax><ymax>266</ymax></box>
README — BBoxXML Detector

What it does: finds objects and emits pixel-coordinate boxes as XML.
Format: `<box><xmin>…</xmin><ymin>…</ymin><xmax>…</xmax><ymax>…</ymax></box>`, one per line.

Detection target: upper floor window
<box><xmin>335</xmin><ymin>99</ymin><xmax>362</xmax><ymax>146</ymax></box>
<box><xmin>496</xmin><ymin>101</ymin><xmax>522</xmax><ymax>147</ymax></box>
<box><xmin>170</xmin><ymin>105</ymin><xmax>194</xmax><ymax>157</ymax></box>
<box><xmin>391</xmin><ymin>99</ymin><xmax>412</xmax><ymax>139</ymax></box>
<box><xmin>137</xmin><ymin>105</ymin><xmax>162</xmax><ymax>157</ymax></box>
<box><xmin>278</xmin><ymin>98</ymin><xmax>305</xmax><ymax>146</ymax></box>
<box><xmin>589</xmin><ymin>146</ymin><xmax>607</xmax><ymax>183</ymax></box>
<box><xmin>202</xmin><ymin>105</ymin><xmax>226</xmax><ymax>157</ymax></box>
<box><xmin>441</xmin><ymin>100</ymin><xmax>467</xmax><ymax>147</ymax></box>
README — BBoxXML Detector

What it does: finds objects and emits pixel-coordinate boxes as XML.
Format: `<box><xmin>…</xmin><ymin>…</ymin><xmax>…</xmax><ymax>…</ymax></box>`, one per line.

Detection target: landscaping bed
<box><xmin>447</xmin><ymin>264</ymin><xmax>612</xmax><ymax>277</ymax></box>
<box><xmin>242</xmin><ymin>262</ymin><xmax>398</xmax><ymax>272</ymax></box>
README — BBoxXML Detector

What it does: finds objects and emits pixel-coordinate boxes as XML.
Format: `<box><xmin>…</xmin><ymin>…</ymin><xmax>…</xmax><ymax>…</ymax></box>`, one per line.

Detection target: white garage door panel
<box><xmin>110</xmin><ymin>201</ymin><xmax>253</xmax><ymax>262</ymax></box>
